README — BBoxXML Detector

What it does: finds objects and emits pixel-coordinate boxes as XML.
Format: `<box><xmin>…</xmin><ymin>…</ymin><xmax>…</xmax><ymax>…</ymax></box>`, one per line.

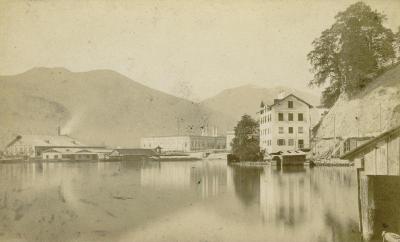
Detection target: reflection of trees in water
<box><xmin>231</xmin><ymin>166</ymin><xmax>262</xmax><ymax>206</ymax></box>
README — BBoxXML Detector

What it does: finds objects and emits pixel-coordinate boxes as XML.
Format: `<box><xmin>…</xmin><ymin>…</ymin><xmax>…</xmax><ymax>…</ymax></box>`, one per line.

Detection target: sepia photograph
<box><xmin>0</xmin><ymin>0</ymin><xmax>400</xmax><ymax>241</ymax></box>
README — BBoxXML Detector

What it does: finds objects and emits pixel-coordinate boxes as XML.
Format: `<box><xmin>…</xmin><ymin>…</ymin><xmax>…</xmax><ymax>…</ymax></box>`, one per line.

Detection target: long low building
<box><xmin>3</xmin><ymin>134</ymin><xmax>105</xmax><ymax>158</ymax></box>
<box><xmin>41</xmin><ymin>148</ymin><xmax>113</xmax><ymax>161</ymax></box>
<box><xmin>140</xmin><ymin>135</ymin><xmax>227</xmax><ymax>152</ymax></box>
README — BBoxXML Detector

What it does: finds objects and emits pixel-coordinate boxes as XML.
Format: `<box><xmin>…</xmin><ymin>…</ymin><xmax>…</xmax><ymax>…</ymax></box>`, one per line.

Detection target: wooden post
<box><xmin>359</xmin><ymin>172</ymin><xmax>375</xmax><ymax>241</ymax></box>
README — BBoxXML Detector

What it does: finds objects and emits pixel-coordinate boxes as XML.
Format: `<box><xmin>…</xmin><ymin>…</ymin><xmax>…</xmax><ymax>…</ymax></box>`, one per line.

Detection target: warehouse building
<box><xmin>3</xmin><ymin>134</ymin><xmax>104</xmax><ymax>158</ymax></box>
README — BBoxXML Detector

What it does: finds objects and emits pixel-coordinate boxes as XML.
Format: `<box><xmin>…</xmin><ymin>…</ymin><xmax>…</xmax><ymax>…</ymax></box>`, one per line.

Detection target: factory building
<box><xmin>140</xmin><ymin>135</ymin><xmax>226</xmax><ymax>153</ymax></box>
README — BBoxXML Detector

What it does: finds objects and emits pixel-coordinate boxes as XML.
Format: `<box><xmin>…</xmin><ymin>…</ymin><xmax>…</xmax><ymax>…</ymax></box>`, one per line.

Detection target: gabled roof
<box><xmin>12</xmin><ymin>134</ymin><xmax>86</xmax><ymax>147</ymax></box>
<box><xmin>341</xmin><ymin>125</ymin><xmax>400</xmax><ymax>160</ymax></box>
<box><xmin>42</xmin><ymin>148</ymin><xmax>89</xmax><ymax>154</ymax></box>
<box><xmin>270</xmin><ymin>94</ymin><xmax>313</xmax><ymax>108</ymax></box>
<box><xmin>112</xmin><ymin>148</ymin><xmax>158</xmax><ymax>156</ymax></box>
<box><xmin>42</xmin><ymin>147</ymin><xmax>113</xmax><ymax>154</ymax></box>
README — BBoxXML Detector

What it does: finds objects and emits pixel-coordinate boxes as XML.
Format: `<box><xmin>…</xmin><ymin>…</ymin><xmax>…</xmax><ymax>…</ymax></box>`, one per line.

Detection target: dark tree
<box><xmin>308</xmin><ymin>2</ymin><xmax>396</xmax><ymax>107</ymax></box>
<box><xmin>231</xmin><ymin>114</ymin><xmax>261</xmax><ymax>161</ymax></box>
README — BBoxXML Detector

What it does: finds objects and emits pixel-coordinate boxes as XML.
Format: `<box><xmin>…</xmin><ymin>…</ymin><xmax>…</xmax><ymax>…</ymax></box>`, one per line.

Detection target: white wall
<box><xmin>259</xmin><ymin>96</ymin><xmax>311</xmax><ymax>154</ymax></box>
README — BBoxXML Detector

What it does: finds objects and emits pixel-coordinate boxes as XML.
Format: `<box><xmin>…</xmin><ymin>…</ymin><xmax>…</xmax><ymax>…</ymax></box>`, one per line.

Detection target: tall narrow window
<box><xmin>298</xmin><ymin>127</ymin><xmax>304</xmax><ymax>134</ymax></box>
<box><xmin>279</xmin><ymin>127</ymin><xmax>284</xmax><ymax>134</ymax></box>
<box><xmin>288</xmin><ymin>101</ymin><xmax>293</xmax><ymax>108</ymax></box>
<box><xmin>288</xmin><ymin>139</ymin><xmax>294</xmax><ymax>146</ymax></box>
<box><xmin>298</xmin><ymin>139</ymin><xmax>304</xmax><ymax>149</ymax></box>
<box><xmin>288</xmin><ymin>127</ymin><xmax>293</xmax><ymax>134</ymax></box>
<box><xmin>298</xmin><ymin>113</ymin><xmax>304</xmax><ymax>121</ymax></box>
<box><xmin>278</xmin><ymin>113</ymin><xmax>284</xmax><ymax>121</ymax></box>
<box><xmin>288</xmin><ymin>113</ymin><xmax>293</xmax><ymax>121</ymax></box>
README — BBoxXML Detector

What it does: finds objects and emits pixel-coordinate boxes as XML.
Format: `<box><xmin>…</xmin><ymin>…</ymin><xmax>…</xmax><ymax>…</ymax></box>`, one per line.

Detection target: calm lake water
<box><xmin>0</xmin><ymin>160</ymin><xmax>362</xmax><ymax>242</ymax></box>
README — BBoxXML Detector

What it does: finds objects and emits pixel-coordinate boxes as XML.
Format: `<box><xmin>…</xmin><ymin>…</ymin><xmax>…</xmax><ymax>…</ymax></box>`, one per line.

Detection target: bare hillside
<box><xmin>0</xmin><ymin>68</ymin><xmax>233</xmax><ymax>148</ymax></box>
<box><xmin>315</xmin><ymin>64</ymin><xmax>400</xmax><ymax>139</ymax></box>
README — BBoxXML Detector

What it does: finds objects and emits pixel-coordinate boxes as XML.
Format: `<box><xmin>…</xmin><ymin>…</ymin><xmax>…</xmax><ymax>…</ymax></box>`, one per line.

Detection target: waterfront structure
<box><xmin>108</xmin><ymin>148</ymin><xmax>159</xmax><ymax>161</ymax></box>
<box><xmin>3</xmin><ymin>134</ymin><xmax>104</xmax><ymax>158</ymax></box>
<box><xmin>259</xmin><ymin>94</ymin><xmax>313</xmax><ymax>155</ymax></box>
<box><xmin>342</xmin><ymin>125</ymin><xmax>400</xmax><ymax>241</ymax></box>
<box><xmin>41</xmin><ymin>148</ymin><xmax>112</xmax><ymax>161</ymax></box>
<box><xmin>140</xmin><ymin>135</ymin><xmax>226</xmax><ymax>152</ymax></box>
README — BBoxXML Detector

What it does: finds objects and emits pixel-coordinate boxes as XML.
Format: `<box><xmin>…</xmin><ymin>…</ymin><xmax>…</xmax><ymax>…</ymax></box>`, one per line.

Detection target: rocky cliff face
<box><xmin>315</xmin><ymin>64</ymin><xmax>400</xmax><ymax>140</ymax></box>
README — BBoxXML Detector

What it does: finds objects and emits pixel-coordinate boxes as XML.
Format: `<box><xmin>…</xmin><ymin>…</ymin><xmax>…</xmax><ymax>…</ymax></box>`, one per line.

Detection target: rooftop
<box><xmin>112</xmin><ymin>148</ymin><xmax>158</xmax><ymax>156</ymax></box>
<box><xmin>260</xmin><ymin>94</ymin><xmax>314</xmax><ymax>110</ymax></box>
<box><xmin>341</xmin><ymin>125</ymin><xmax>400</xmax><ymax>160</ymax></box>
<box><xmin>14</xmin><ymin>134</ymin><xmax>86</xmax><ymax>147</ymax></box>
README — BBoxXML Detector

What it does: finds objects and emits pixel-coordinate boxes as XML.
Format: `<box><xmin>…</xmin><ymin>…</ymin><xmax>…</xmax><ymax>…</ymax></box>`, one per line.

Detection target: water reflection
<box><xmin>229</xmin><ymin>166</ymin><xmax>262</xmax><ymax>206</ymax></box>
<box><xmin>0</xmin><ymin>161</ymin><xmax>362</xmax><ymax>242</ymax></box>
<box><xmin>260</xmin><ymin>166</ymin><xmax>310</xmax><ymax>226</ymax></box>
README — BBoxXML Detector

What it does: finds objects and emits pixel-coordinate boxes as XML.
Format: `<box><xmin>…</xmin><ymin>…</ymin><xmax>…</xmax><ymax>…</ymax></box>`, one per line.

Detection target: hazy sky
<box><xmin>1</xmin><ymin>0</ymin><xmax>399</xmax><ymax>101</ymax></box>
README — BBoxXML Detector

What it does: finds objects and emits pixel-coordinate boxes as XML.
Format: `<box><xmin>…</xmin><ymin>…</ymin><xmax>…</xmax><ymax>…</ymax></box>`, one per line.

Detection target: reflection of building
<box><xmin>4</xmin><ymin>134</ymin><xmax>103</xmax><ymax>158</ymax></box>
<box><xmin>259</xmin><ymin>94</ymin><xmax>312</xmax><ymax>155</ymax></box>
<box><xmin>259</xmin><ymin>167</ymin><xmax>311</xmax><ymax>225</ymax></box>
<box><xmin>140</xmin><ymin>135</ymin><xmax>226</xmax><ymax>152</ymax></box>
<box><xmin>226</xmin><ymin>131</ymin><xmax>235</xmax><ymax>151</ymax></box>
<box><xmin>140</xmin><ymin>161</ymin><xmax>227</xmax><ymax>198</ymax></box>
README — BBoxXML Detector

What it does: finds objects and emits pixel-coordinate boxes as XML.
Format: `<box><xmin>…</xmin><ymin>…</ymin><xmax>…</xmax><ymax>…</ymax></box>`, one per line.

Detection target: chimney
<box><xmin>57</xmin><ymin>126</ymin><xmax>61</xmax><ymax>136</ymax></box>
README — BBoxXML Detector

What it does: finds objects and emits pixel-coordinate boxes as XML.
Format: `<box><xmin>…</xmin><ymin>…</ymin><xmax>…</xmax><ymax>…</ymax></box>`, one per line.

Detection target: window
<box><xmin>298</xmin><ymin>113</ymin><xmax>304</xmax><ymax>121</ymax></box>
<box><xmin>277</xmin><ymin>139</ymin><xmax>285</xmax><ymax>146</ymax></box>
<box><xmin>54</xmin><ymin>155</ymin><xmax>58</xmax><ymax>159</ymax></box>
<box><xmin>298</xmin><ymin>127</ymin><xmax>304</xmax><ymax>134</ymax></box>
<box><xmin>298</xmin><ymin>139</ymin><xmax>304</xmax><ymax>149</ymax></box>
<box><xmin>288</xmin><ymin>127</ymin><xmax>293</xmax><ymax>134</ymax></box>
<box><xmin>288</xmin><ymin>101</ymin><xmax>293</xmax><ymax>108</ymax></box>
<box><xmin>288</xmin><ymin>139</ymin><xmax>294</xmax><ymax>146</ymax></box>
<box><xmin>279</xmin><ymin>127</ymin><xmax>284</xmax><ymax>134</ymax></box>
<box><xmin>278</xmin><ymin>113</ymin><xmax>284</xmax><ymax>121</ymax></box>
<box><xmin>288</xmin><ymin>113</ymin><xmax>293</xmax><ymax>121</ymax></box>
<box><xmin>46</xmin><ymin>155</ymin><xmax>49</xmax><ymax>159</ymax></box>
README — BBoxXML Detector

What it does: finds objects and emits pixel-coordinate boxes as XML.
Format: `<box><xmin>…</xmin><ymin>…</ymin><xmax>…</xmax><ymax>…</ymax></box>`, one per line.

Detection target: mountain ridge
<box><xmin>0</xmin><ymin>67</ymin><xmax>321</xmax><ymax>149</ymax></box>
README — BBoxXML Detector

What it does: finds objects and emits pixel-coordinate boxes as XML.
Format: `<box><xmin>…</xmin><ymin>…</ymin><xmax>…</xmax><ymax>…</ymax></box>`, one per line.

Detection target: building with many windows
<box><xmin>259</xmin><ymin>94</ymin><xmax>313</xmax><ymax>155</ymax></box>
<box><xmin>140</xmin><ymin>135</ymin><xmax>226</xmax><ymax>153</ymax></box>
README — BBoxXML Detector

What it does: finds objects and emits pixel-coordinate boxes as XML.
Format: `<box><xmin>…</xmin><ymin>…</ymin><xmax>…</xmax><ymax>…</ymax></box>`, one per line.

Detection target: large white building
<box><xmin>259</xmin><ymin>94</ymin><xmax>313</xmax><ymax>155</ymax></box>
<box><xmin>140</xmin><ymin>135</ymin><xmax>226</xmax><ymax>153</ymax></box>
